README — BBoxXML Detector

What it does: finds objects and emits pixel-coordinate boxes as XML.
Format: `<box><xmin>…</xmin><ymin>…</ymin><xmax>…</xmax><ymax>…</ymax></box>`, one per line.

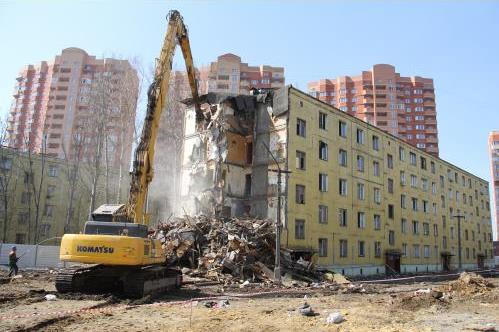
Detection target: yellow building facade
<box><xmin>279</xmin><ymin>87</ymin><xmax>494</xmax><ymax>275</ymax></box>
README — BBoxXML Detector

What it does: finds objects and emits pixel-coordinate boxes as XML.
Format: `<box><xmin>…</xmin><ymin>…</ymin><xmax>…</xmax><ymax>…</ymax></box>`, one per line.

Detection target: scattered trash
<box><xmin>298</xmin><ymin>302</ymin><xmax>315</xmax><ymax>316</ymax></box>
<box><xmin>326</xmin><ymin>312</ymin><xmax>344</xmax><ymax>324</ymax></box>
<box><xmin>203</xmin><ymin>299</ymin><xmax>230</xmax><ymax>308</ymax></box>
<box><xmin>240</xmin><ymin>280</ymin><xmax>250</xmax><ymax>288</ymax></box>
<box><xmin>45</xmin><ymin>294</ymin><xmax>57</xmax><ymax>301</ymax></box>
<box><xmin>414</xmin><ymin>288</ymin><xmax>431</xmax><ymax>295</ymax></box>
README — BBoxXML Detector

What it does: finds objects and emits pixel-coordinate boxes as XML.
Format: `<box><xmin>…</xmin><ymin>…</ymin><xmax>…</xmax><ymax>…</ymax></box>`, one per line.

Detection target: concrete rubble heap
<box><xmin>155</xmin><ymin>215</ymin><xmax>320</xmax><ymax>284</ymax></box>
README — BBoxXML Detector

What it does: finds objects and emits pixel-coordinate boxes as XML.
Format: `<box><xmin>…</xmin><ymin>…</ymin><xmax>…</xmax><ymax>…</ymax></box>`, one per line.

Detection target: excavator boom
<box><xmin>126</xmin><ymin>10</ymin><xmax>201</xmax><ymax>225</ymax></box>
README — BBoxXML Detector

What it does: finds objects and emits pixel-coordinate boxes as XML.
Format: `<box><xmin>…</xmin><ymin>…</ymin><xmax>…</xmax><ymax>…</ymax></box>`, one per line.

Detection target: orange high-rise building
<box><xmin>6</xmin><ymin>47</ymin><xmax>138</xmax><ymax>167</ymax></box>
<box><xmin>308</xmin><ymin>64</ymin><xmax>438</xmax><ymax>156</ymax></box>
<box><xmin>488</xmin><ymin>131</ymin><xmax>499</xmax><ymax>239</ymax></box>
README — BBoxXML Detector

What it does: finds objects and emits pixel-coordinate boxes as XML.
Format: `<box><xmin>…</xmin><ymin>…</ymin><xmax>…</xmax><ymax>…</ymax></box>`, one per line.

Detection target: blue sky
<box><xmin>0</xmin><ymin>1</ymin><xmax>498</xmax><ymax>182</ymax></box>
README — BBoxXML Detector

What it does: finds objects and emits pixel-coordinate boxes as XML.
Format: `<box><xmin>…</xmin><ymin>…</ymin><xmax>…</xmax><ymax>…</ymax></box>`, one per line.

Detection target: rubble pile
<box><xmin>445</xmin><ymin>272</ymin><xmax>495</xmax><ymax>295</ymax></box>
<box><xmin>156</xmin><ymin>215</ymin><xmax>318</xmax><ymax>284</ymax></box>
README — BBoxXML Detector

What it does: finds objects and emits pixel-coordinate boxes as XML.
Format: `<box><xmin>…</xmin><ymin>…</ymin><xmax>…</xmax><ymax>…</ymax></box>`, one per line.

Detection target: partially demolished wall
<box><xmin>180</xmin><ymin>91</ymin><xmax>288</xmax><ymax>220</ymax></box>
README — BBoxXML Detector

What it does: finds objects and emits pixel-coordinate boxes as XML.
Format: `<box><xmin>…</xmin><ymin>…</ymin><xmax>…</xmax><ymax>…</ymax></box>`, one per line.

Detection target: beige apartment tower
<box><xmin>308</xmin><ymin>64</ymin><xmax>438</xmax><ymax>156</ymax></box>
<box><xmin>198</xmin><ymin>53</ymin><xmax>285</xmax><ymax>95</ymax></box>
<box><xmin>489</xmin><ymin>131</ymin><xmax>499</xmax><ymax>239</ymax></box>
<box><xmin>6</xmin><ymin>48</ymin><xmax>138</xmax><ymax>168</ymax></box>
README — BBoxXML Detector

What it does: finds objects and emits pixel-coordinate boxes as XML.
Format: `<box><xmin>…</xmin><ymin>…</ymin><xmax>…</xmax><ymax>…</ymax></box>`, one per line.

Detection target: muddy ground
<box><xmin>0</xmin><ymin>269</ymin><xmax>498</xmax><ymax>332</ymax></box>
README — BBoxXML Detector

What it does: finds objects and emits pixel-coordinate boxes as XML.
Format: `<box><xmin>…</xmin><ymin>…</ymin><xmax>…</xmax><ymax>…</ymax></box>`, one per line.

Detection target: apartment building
<box><xmin>488</xmin><ymin>131</ymin><xmax>499</xmax><ymax>239</ymax></box>
<box><xmin>180</xmin><ymin>86</ymin><xmax>494</xmax><ymax>276</ymax></box>
<box><xmin>0</xmin><ymin>146</ymin><xmax>126</xmax><ymax>244</ymax></box>
<box><xmin>308</xmin><ymin>64</ymin><xmax>439</xmax><ymax>157</ymax></box>
<box><xmin>199</xmin><ymin>53</ymin><xmax>285</xmax><ymax>95</ymax></box>
<box><xmin>6</xmin><ymin>47</ymin><xmax>138</xmax><ymax>168</ymax></box>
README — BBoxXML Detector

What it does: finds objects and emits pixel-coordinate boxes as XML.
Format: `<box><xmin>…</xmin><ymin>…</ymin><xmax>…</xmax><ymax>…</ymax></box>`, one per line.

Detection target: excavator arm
<box><xmin>126</xmin><ymin>10</ymin><xmax>201</xmax><ymax>224</ymax></box>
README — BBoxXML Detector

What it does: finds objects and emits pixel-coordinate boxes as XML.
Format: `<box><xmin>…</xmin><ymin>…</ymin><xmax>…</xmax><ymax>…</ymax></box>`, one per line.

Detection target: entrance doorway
<box><xmin>441</xmin><ymin>253</ymin><xmax>452</xmax><ymax>271</ymax></box>
<box><xmin>385</xmin><ymin>251</ymin><xmax>401</xmax><ymax>275</ymax></box>
<box><xmin>477</xmin><ymin>254</ymin><xmax>485</xmax><ymax>269</ymax></box>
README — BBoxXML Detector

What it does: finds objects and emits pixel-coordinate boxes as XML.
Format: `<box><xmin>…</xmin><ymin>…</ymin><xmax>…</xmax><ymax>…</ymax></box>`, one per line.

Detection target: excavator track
<box><xmin>55</xmin><ymin>264</ymin><xmax>181</xmax><ymax>298</ymax></box>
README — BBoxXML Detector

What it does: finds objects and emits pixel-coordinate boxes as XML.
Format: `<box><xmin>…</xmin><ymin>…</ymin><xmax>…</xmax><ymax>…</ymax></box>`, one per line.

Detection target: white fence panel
<box><xmin>0</xmin><ymin>243</ymin><xmax>64</xmax><ymax>268</ymax></box>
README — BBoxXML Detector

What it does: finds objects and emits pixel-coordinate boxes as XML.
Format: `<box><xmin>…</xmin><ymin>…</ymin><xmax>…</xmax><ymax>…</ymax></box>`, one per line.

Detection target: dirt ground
<box><xmin>0</xmin><ymin>269</ymin><xmax>498</xmax><ymax>332</ymax></box>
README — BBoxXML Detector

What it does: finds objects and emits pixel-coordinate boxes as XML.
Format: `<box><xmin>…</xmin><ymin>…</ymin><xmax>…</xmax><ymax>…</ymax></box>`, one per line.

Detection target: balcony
<box><xmin>426</xmin><ymin>127</ymin><xmax>437</xmax><ymax>134</ymax></box>
<box><xmin>425</xmin><ymin>118</ymin><xmax>437</xmax><ymax>125</ymax></box>
<box><xmin>423</xmin><ymin>92</ymin><xmax>434</xmax><ymax>98</ymax></box>
<box><xmin>424</xmin><ymin>100</ymin><xmax>436</xmax><ymax>107</ymax></box>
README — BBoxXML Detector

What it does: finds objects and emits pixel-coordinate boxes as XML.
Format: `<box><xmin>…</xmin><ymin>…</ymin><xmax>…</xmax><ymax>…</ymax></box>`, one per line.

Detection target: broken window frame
<box><xmin>319</xmin><ymin>141</ymin><xmax>328</xmax><ymax>161</ymax></box>
<box><xmin>295</xmin><ymin>185</ymin><xmax>305</xmax><ymax>204</ymax></box>
<box><xmin>296</xmin><ymin>150</ymin><xmax>306</xmax><ymax>170</ymax></box>
<box><xmin>296</xmin><ymin>118</ymin><xmax>306</xmax><ymax>137</ymax></box>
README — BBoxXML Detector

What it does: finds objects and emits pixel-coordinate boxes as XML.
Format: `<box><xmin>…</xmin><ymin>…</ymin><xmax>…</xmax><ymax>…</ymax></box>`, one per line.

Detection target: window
<box><xmin>356</xmin><ymin>128</ymin><xmax>365</xmax><ymax>144</ymax></box>
<box><xmin>357</xmin><ymin>212</ymin><xmax>366</xmax><ymax>228</ymax></box>
<box><xmin>374</xmin><ymin>241</ymin><xmax>382</xmax><ymax>257</ymax></box>
<box><xmin>389</xmin><ymin>230</ymin><xmax>395</xmax><ymax>245</ymax></box>
<box><xmin>374</xmin><ymin>214</ymin><xmax>381</xmax><ymax>230</ymax></box>
<box><xmin>432</xmin><ymin>203</ymin><xmax>437</xmax><ymax>215</ymax></box>
<box><xmin>296</xmin><ymin>185</ymin><xmax>305</xmax><ymax>204</ymax></box>
<box><xmin>338</xmin><ymin>149</ymin><xmax>347</xmax><ymax>166</ymax></box>
<box><xmin>0</xmin><ymin>157</ymin><xmax>12</xmax><ymax>170</ymax></box>
<box><xmin>340</xmin><ymin>240</ymin><xmax>348</xmax><ymax>257</ymax></box>
<box><xmin>319</xmin><ymin>112</ymin><xmax>327</xmax><ymax>130</ymax></box>
<box><xmin>413</xmin><ymin>245</ymin><xmax>420</xmax><ymax>258</ymax></box>
<box><xmin>411</xmin><ymin>175</ymin><xmax>418</xmax><ymax>188</ymax></box>
<box><xmin>387</xmin><ymin>154</ymin><xmax>393</xmax><ymax>169</ymax></box>
<box><xmin>339</xmin><ymin>208</ymin><xmax>347</xmax><ymax>226</ymax></box>
<box><xmin>373</xmin><ymin>161</ymin><xmax>380</xmax><ymax>177</ymax></box>
<box><xmin>401</xmin><ymin>218</ymin><xmax>407</xmax><ymax>233</ymax></box>
<box><xmin>339</xmin><ymin>121</ymin><xmax>347</xmax><ymax>137</ymax></box>
<box><xmin>430</xmin><ymin>161</ymin><xmax>435</xmax><ymax>174</ymax></box>
<box><xmin>424</xmin><ymin>245</ymin><xmax>430</xmax><ymax>258</ymax></box>
<box><xmin>44</xmin><ymin>204</ymin><xmax>54</xmax><ymax>217</ymax></box>
<box><xmin>357</xmin><ymin>183</ymin><xmax>365</xmax><ymax>200</ymax></box>
<box><xmin>399</xmin><ymin>147</ymin><xmax>405</xmax><ymax>161</ymax></box>
<box><xmin>296</xmin><ymin>118</ymin><xmax>306</xmax><ymax>137</ymax></box>
<box><xmin>423</xmin><ymin>222</ymin><xmax>430</xmax><ymax>236</ymax></box>
<box><xmin>401</xmin><ymin>194</ymin><xmax>407</xmax><ymax>209</ymax></box>
<box><xmin>409</xmin><ymin>152</ymin><xmax>417</xmax><ymax>166</ymax></box>
<box><xmin>48</xmin><ymin>165</ymin><xmax>58</xmax><ymax>177</ymax></box>
<box><xmin>422</xmin><ymin>178</ymin><xmax>428</xmax><ymax>191</ymax></box>
<box><xmin>319</xmin><ymin>141</ymin><xmax>328</xmax><ymax>160</ymax></box>
<box><xmin>319</xmin><ymin>205</ymin><xmax>328</xmax><ymax>224</ymax></box>
<box><xmin>443</xmin><ymin>236</ymin><xmax>447</xmax><ymax>249</ymax></box>
<box><xmin>423</xmin><ymin>200</ymin><xmax>428</xmax><ymax>213</ymax></box>
<box><xmin>319</xmin><ymin>173</ymin><xmax>328</xmax><ymax>192</ymax></box>
<box><xmin>420</xmin><ymin>157</ymin><xmax>427</xmax><ymax>170</ymax></box>
<box><xmin>296</xmin><ymin>151</ymin><xmax>306</xmax><ymax>170</ymax></box>
<box><xmin>21</xmin><ymin>192</ymin><xmax>31</xmax><ymax>204</ymax></box>
<box><xmin>387</xmin><ymin>178</ymin><xmax>394</xmax><ymax>194</ymax></box>
<box><xmin>357</xmin><ymin>155</ymin><xmax>365</xmax><ymax>172</ymax></box>
<box><xmin>412</xmin><ymin>220</ymin><xmax>419</xmax><ymax>234</ymax></box>
<box><xmin>358</xmin><ymin>241</ymin><xmax>365</xmax><ymax>257</ymax></box>
<box><xmin>15</xmin><ymin>233</ymin><xmax>26</xmax><ymax>244</ymax></box>
<box><xmin>464</xmin><ymin>229</ymin><xmax>468</xmax><ymax>240</ymax></box>
<box><xmin>318</xmin><ymin>238</ymin><xmax>328</xmax><ymax>257</ymax></box>
<box><xmin>402</xmin><ymin>243</ymin><xmax>408</xmax><ymax>256</ymax></box>
<box><xmin>295</xmin><ymin>219</ymin><xmax>305</xmax><ymax>239</ymax></box>
<box><xmin>388</xmin><ymin>204</ymin><xmax>394</xmax><ymax>219</ymax></box>
<box><xmin>432</xmin><ymin>182</ymin><xmax>437</xmax><ymax>194</ymax></box>
<box><xmin>374</xmin><ymin>188</ymin><xmax>381</xmax><ymax>204</ymax></box>
<box><xmin>339</xmin><ymin>179</ymin><xmax>348</xmax><ymax>196</ymax></box>
<box><xmin>412</xmin><ymin>197</ymin><xmax>418</xmax><ymax>211</ymax></box>
<box><xmin>46</xmin><ymin>185</ymin><xmax>56</xmax><ymax>198</ymax></box>
<box><xmin>440</xmin><ymin>175</ymin><xmax>445</xmax><ymax>188</ymax></box>
<box><xmin>450</xmin><ymin>226</ymin><xmax>454</xmax><ymax>239</ymax></box>
<box><xmin>372</xmin><ymin>135</ymin><xmax>379</xmax><ymax>151</ymax></box>
<box><xmin>24</xmin><ymin>171</ymin><xmax>33</xmax><ymax>184</ymax></box>
<box><xmin>400</xmin><ymin>171</ymin><xmax>406</xmax><ymax>186</ymax></box>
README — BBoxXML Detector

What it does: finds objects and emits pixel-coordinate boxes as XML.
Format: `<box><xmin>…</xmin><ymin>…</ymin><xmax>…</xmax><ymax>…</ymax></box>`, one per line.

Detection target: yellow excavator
<box><xmin>55</xmin><ymin>10</ymin><xmax>202</xmax><ymax>297</ymax></box>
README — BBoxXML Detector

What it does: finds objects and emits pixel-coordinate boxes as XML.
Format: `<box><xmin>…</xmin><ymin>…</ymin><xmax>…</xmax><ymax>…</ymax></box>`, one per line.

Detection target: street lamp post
<box><xmin>452</xmin><ymin>214</ymin><xmax>465</xmax><ymax>271</ymax></box>
<box><xmin>262</xmin><ymin>143</ymin><xmax>291</xmax><ymax>284</ymax></box>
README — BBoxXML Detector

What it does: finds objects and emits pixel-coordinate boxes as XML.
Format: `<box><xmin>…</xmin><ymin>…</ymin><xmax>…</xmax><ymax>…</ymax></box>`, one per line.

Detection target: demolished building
<box><xmin>179</xmin><ymin>85</ymin><xmax>495</xmax><ymax>276</ymax></box>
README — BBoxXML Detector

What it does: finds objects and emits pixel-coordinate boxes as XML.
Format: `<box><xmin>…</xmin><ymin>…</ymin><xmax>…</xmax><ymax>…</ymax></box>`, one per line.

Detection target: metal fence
<box><xmin>0</xmin><ymin>243</ymin><xmax>65</xmax><ymax>268</ymax></box>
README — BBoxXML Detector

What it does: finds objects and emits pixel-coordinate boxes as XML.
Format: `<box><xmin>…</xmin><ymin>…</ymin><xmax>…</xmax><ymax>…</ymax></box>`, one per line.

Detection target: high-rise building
<box><xmin>6</xmin><ymin>47</ymin><xmax>138</xmax><ymax>168</ymax></box>
<box><xmin>488</xmin><ymin>131</ymin><xmax>499</xmax><ymax>239</ymax></box>
<box><xmin>308</xmin><ymin>64</ymin><xmax>439</xmax><ymax>156</ymax></box>
<box><xmin>198</xmin><ymin>53</ymin><xmax>285</xmax><ymax>95</ymax></box>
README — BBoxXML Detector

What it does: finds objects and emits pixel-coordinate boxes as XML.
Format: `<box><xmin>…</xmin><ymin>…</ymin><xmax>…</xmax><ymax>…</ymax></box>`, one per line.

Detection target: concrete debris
<box><xmin>326</xmin><ymin>312</ymin><xmax>344</xmax><ymax>324</ymax></box>
<box><xmin>156</xmin><ymin>215</ymin><xmax>320</xmax><ymax>285</ymax></box>
<box><xmin>445</xmin><ymin>272</ymin><xmax>495</xmax><ymax>295</ymax></box>
<box><xmin>203</xmin><ymin>299</ymin><xmax>230</xmax><ymax>308</ymax></box>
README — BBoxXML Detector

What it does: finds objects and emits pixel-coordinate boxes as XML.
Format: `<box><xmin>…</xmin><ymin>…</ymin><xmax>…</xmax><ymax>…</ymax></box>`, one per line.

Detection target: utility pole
<box><xmin>262</xmin><ymin>143</ymin><xmax>291</xmax><ymax>284</ymax></box>
<box><xmin>452</xmin><ymin>214</ymin><xmax>465</xmax><ymax>271</ymax></box>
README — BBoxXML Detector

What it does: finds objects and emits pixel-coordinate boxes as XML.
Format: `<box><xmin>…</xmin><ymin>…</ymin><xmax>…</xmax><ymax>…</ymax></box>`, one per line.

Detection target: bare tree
<box><xmin>0</xmin><ymin>115</ymin><xmax>19</xmax><ymax>242</ymax></box>
<box><xmin>20</xmin><ymin>132</ymin><xmax>47</xmax><ymax>244</ymax></box>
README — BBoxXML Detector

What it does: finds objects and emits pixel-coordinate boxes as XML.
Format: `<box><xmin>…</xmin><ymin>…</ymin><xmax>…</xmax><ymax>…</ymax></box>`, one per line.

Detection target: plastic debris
<box><xmin>45</xmin><ymin>294</ymin><xmax>57</xmax><ymax>301</ymax></box>
<box><xmin>326</xmin><ymin>312</ymin><xmax>344</xmax><ymax>324</ymax></box>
